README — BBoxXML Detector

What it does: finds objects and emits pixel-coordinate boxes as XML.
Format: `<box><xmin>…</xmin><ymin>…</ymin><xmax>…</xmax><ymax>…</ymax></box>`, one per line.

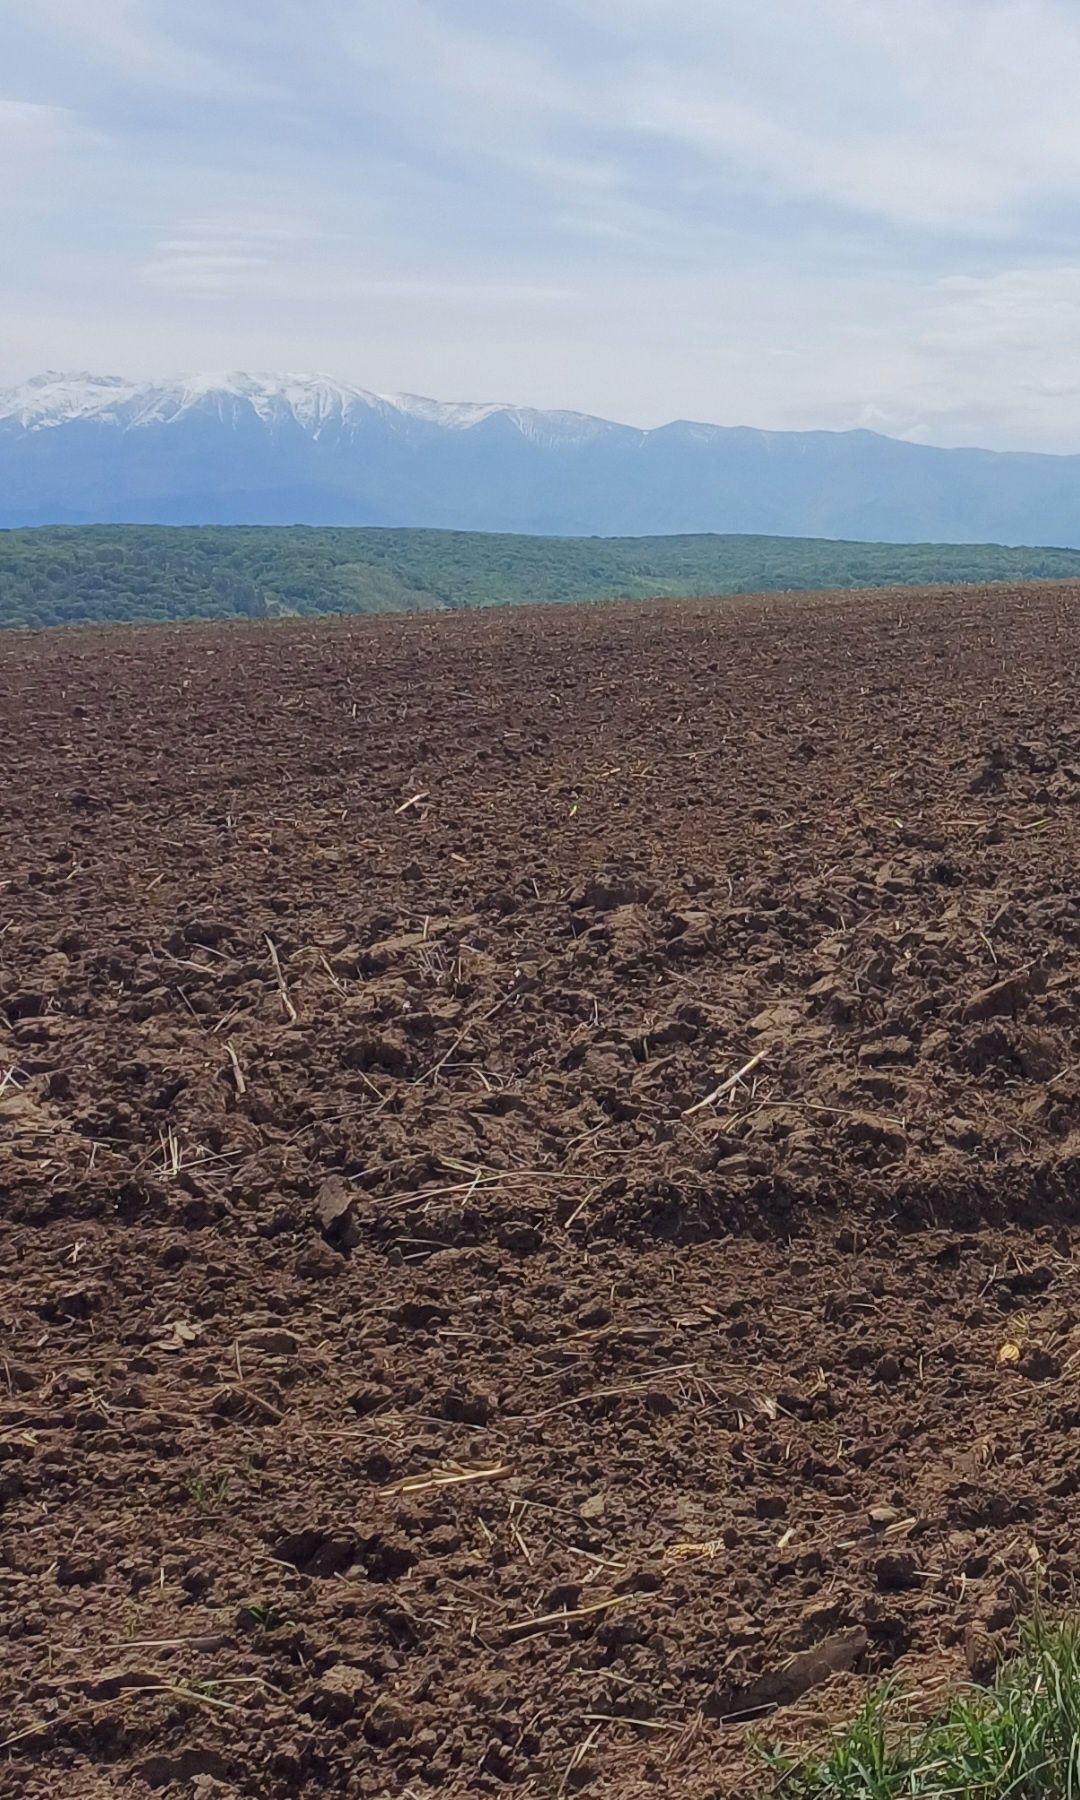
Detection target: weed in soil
<box><xmin>768</xmin><ymin>1616</ymin><xmax>1080</xmax><ymax>1799</ymax></box>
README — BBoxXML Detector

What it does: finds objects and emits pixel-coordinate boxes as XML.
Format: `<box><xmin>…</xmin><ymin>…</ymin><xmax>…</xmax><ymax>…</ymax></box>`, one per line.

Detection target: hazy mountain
<box><xmin>5</xmin><ymin>370</ymin><xmax>1080</xmax><ymax>543</ymax></box>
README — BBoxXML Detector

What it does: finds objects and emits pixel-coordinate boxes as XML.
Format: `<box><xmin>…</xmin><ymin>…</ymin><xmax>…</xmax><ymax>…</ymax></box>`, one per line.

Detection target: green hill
<box><xmin>3</xmin><ymin>523</ymin><xmax>1080</xmax><ymax>629</ymax></box>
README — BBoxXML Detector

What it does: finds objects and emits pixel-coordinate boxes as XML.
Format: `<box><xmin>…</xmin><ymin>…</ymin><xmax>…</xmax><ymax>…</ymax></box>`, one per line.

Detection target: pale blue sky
<box><xmin>7</xmin><ymin>1</ymin><xmax>1080</xmax><ymax>447</ymax></box>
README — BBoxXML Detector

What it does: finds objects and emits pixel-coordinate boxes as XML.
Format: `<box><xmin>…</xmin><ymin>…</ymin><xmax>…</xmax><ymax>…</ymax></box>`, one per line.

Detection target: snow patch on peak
<box><xmin>0</xmin><ymin>370</ymin><xmax>641</xmax><ymax>445</ymax></box>
<box><xmin>501</xmin><ymin>406</ymin><xmax>641</xmax><ymax>447</ymax></box>
<box><xmin>377</xmin><ymin>392</ymin><xmax>638</xmax><ymax>444</ymax></box>
<box><xmin>0</xmin><ymin>370</ymin><xmax>378</xmax><ymax>434</ymax></box>
<box><xmin>381</xmin><ymin>391</ymin><xmax>508</xmax><ymax>431</ymax></box>
<box><xmin>0</xmin><ymin>372</ymin><xmax>142</xmax><ymax>428</ymax></box>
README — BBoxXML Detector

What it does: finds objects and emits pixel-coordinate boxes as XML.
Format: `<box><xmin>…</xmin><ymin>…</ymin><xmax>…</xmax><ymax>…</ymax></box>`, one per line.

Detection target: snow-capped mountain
<box><xmin>4</xmin><ymin>369</ymin><xmax>1080</xmax><ymax>543</ymax></box>
<box><xmin>0</xmin><ymin>370</ymin><xmax>623</xmax><ymax>445</ymax></box>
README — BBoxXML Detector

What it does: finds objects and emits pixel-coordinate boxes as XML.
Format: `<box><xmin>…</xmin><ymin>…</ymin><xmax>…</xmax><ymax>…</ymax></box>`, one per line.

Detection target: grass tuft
<box><xmin>186</xmin><ymin>1472</ymin><xmax>231</xmax><ymax>1509</ymax></box>
<box><xmin>766</xmin><ymin>1616</ymin><xmax>1080</xmax><ymax>1798</ymax></box>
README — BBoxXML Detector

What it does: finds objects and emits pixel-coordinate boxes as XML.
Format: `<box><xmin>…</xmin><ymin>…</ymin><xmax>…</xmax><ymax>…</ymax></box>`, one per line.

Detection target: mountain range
<box><xmin>6</xmin><ymin>370</ymin><xmax>1080</xmax><ymax>544</ymax></box>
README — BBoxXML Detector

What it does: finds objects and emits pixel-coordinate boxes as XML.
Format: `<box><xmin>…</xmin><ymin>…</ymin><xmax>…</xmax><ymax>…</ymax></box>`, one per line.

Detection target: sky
<box><xmin>8</xmin><ymin>1</ymin><xmax>1080</xmax><ymax>449</ymax></box>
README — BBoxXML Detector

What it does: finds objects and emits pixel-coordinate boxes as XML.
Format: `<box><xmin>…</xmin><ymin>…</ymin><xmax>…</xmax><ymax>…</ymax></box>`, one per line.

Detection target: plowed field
<box><xmin>5</xmin><ymin>584</ymin><xmax>1080</xmax><ymax>1798</ymax></box>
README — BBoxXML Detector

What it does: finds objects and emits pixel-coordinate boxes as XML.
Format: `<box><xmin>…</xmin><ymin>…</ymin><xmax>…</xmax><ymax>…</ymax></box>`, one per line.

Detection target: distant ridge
<box><xmin>4</xmin><ymin>523</ymin><xmax>1080</xmax><ymax>630</ymax></box>
<box><xmin>5</xmin><ymin>371</ymin><xmax>1080</xmax><ymax>543</ymax></box>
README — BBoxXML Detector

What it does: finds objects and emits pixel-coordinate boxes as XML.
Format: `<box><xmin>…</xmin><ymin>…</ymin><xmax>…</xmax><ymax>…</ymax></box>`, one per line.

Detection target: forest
<box><xmin>4</xmin><ymin>523</ymin><xmax>1080</xmax><ymax>628</ymax></box>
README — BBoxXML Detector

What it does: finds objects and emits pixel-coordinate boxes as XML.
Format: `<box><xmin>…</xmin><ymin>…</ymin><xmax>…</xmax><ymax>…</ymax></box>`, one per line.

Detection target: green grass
<box><xmin>768</xmin><ymin>1618</ymin><xmax>1080</xmax><ymax>1798</ymax></box>
<box><xmin>185</xmin><ymin>1472</ymin><xmax>231</xmax><ymax>1509</ymax></box>
<box><xmin>238</xmin><ymin>1601</ymin><xmax>291</xmax><ymax>1634</ymax></box>
<box><xmin>5</xmin><ymin>522</ymin><xmax>1080</xmax><ymax>629</ymax></box>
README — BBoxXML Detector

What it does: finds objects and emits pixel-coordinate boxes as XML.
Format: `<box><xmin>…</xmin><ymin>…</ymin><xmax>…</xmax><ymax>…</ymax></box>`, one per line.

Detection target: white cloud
<box><xmin>138</xmin><ymin>204</ymin><xmax>579</xmax><ymax>304</ymax></box>
<box><xmin>140</xmin><ymin>211</ymin><xmax>321</xmax><ymax>296</ymax></box>
<box><xmin>622</xmin><ymin>0</ymin><xmax>1080</xmax><ymax>236</ymax></box>
<box><xmin>141</xmin><ymin>251</ymin><xmax>272</xmax><ymax>297</ymax></box>
<box><xmin>0</xmin><ymin>96</ymin><xmax>100</xmax><ymax>181</ymax></box>
<box><xmin>10</xmin><ymin>0</ymin><xmax>1080</xmax><ymax>448</ymax></box>
<box><xmin>0</xmin><ymin>98</ymin><xmax>83</xmax><ymax>144</ymax></box>
<box><xmin>0</xmin><ymin>96</ymin><xmax>104</xmax><ymax>227</ymax></box>
<box><xmin>329</xmin><ymin>0</ymin><xmax>1080</xmax><ymax>237</ymax></box>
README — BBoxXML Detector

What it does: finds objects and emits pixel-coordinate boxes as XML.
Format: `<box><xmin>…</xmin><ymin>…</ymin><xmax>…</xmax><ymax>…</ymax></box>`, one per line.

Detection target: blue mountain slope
<box><xmin>3</xmin><ymin>372</ymin><xmax>1080</xmax><ymax>543</ymax></box>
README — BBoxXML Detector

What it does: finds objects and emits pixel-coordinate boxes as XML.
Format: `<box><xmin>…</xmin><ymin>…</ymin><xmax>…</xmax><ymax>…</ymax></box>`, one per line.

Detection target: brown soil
<box><xmin>5</xmin><ymin>584</ymin><xmax>1080</xmax><ymax>1798</ymax></box>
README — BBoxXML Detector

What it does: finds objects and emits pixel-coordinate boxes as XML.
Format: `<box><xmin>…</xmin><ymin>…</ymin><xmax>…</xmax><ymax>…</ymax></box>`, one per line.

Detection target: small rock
<box><xmin>85</xmin><ymin>1666</ymin><xmax>163</xmax><ymax>1700</ymax></box>
<box><xmin>2</xmin><ymin>1362</ymin><xmax>37</xmax><ymax>1392</ymax></box>
<box><xmin>1002</xmin><ymin>1264</ymin><xmax>1053</xmax><ymax>1296</ymax></box>
<box><xmin>857</xmin><ymin>1036</ymin><xmax>916</xmax><ymax>1067</ymax></box>
<box><xmin>306</xmin><ymin>1662</ymin><xmax>372</xmax><ymax>1723</ymax></box>
<box><xmin>495</xmin><ymin>1221</ymin><xmax>542</xmax><ymax>1253</ymax></box>
<box><xmin>133</xmin><ymin>1751</ymin><xmax>231</xmax><ymax>1790</ymax></box>
<box><xmin>965</xmin><ymin>1622</ymin><xmax>1004</xmax><ymax>1684</ymax></box>
<box><xmin>867</xmin><ymin>1505</ymin><xmax>902</xmax><ymax>1529</ymax></box>
<box><xmin>963</xmin><ymin>969</ymin><xmax>1044</xmax><ymax>1023</ymax></box>
<box><xmin>364</xmin><ymin>1695</ymin><xmax>413</xmax><ymax>1746</ymax></box>
<box><xmin>295</xmin><ymin>1243</ymin><xmax>342</xmax><ymax>1281</ymax></box>
<box><xmin>393</xmin><ymin>1299</ymin><xmax>449</xmax><ymax>1331</ymax></box>
<box><xmin>238</xmin><ymin>1328</ymin><xmax>299</xmax><ymax>1357</ymax></box>
<box><xmin>716</xmin><ymin>1628</ymin><xmax>868</xmax><ymax>1716</ymax></box>
<box><xmin>1019</xmin><ymin>1346</ymin><xmax>1061</xmax><ymax>1382</ymax></box>
<box><xmin>56</xmin><ymin>1554</ymin><xmax>107</xmax><ymax>1588</ymax></box>
<box><xmin>748</xmin><ymin>1003</ymin><xmax>803</xmax><ymax>1036</ymax></box>
<box><xmin>576</xmin><ymin>1304</ymin><xmax>612</xmax><ymax>1329</ymax></box>
<box><xmin>874</xmin><ymin>1551</ymin><xmax>921</xmax><ymax>1592</ymax></box>
<box><xmin>272</xmin><ymin>1528</ymin><xmax>357</xmax><ymax>1577</ymax></box>
<box><xmin>645</xmin><ymin>1389</ymin><xmax>677</xmax><ymax>1417</ymax></box>
<box><xmin>349</xmin><ymin>1383</ymin><xmax>392</xmax><ymax>1417</ymax></box>
<box><xmin>36</xmin><ymin>1283</ymin><xmax>102</xmax><ymax>1322</ymax></box>
<box><xmin>944</xmin><ymin>1116</ymin><xmax>982</xmax><ymax>1150</ymax></box>
<box><xmin>439</xmin><ymin>1387</ymin><xmax>493</xmax><ymax>1426</ymax></box>
<box><xmin>314</xmin><ymin>1176</ymin><xmax>359</xmax><ymax>1251</ymax></box>
<box><xmin>269</xmin><ymin>1745</ymin><xmax>304</xmax><ymax>1781</ymax></box>
<box><xmin>843</xmin><ymin>1112</ymin><xmax>908</xmax><ymax>1156</ymax></box>
<box><xmin>360</xmin><ymin>1532</ymin><xmax>417</xmax><ymax>1582</ymax></box>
